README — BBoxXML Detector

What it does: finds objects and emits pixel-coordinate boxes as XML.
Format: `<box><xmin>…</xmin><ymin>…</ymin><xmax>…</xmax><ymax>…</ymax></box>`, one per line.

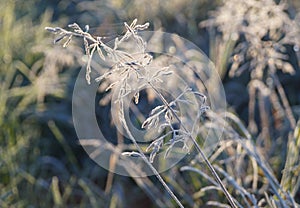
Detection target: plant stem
<box><xmin>272</xmin><ymin>74</ymin><xmax>296</xmax><ymax>129</ymax></box>
<box><xmin>147</xmin><ymin>81</ymin><xmax>238</xmax><ymax>208</ymax></box>
<box><xmin>120</xmin><ymin>100</ymin><xmax>184</xmax><ymax>208</ymax></box>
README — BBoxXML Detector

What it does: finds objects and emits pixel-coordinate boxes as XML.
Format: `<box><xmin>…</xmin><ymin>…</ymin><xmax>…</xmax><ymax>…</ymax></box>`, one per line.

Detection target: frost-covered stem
<box><xmin>272</xmin><ymin>74</ymin><xmax>296</xmax><ymax>129</ymax></box>
<box><xmin>123</xmin><ymin>57</ymin><xmax>237</xmax><ymax>207</ymax></box>
<box><xmin>146</xmin><ymin>80</ymin><xmax>237</xmax><ymax>208</ymax></box>
<box><xmin>119</xmin><ymin>100</ymin><xmax>184</xmax><ymax>208</ymax></box>
<box><xmin>46</xmin><ymin>22</ymin><xmax>184</xmax><ymax>207</ymax></box>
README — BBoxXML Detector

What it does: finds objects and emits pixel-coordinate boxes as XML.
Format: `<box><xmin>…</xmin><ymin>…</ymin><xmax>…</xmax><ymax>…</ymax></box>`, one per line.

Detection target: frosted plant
<box><xmin>202</xmin><ymin>0</ymin><xmax>299</xmax><ymax>147</ymax></box>
<box><xmin>46</xmin><ymin>19</ymin><xmax>236</xmax><ymax>207</ymax></box>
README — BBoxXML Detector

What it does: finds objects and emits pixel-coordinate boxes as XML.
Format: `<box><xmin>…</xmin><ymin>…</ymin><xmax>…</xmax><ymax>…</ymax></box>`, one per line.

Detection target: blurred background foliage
<box><xmin>1</xmin><ymin>0</ymin><xmax>300</xmax><ymax>207</ymax></box>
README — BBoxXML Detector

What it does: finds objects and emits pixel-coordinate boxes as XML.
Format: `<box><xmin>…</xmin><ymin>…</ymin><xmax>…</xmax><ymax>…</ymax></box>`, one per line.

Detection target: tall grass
<box><xmin>45</xmin><ymin>1</ymin><xmax>300</xmax><ymax>207</ymax></box>
<box><xmin>2</xmin><ymin>0</ymin><xmax>300</xmax><ymax>207</ymax></box>
<box><xmin>0</xmin><ymin>1</ymin><xmax>111</xmax><ymax>207</ymax></box>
